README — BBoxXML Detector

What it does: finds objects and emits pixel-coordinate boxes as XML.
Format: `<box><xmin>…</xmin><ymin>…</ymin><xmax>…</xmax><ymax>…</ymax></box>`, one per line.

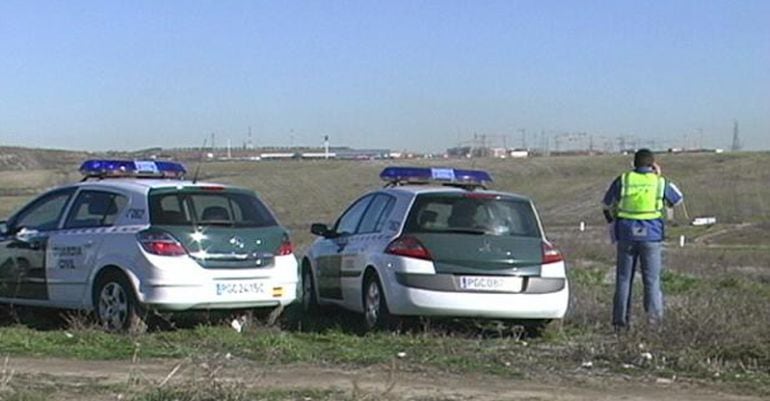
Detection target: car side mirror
<box><xmin>310</xmin><ymin>223</ymin><xmax>335</xmax><ymax>238</ymax></box>
<box><xmin>8</xmin><ymin>226</ymin><xmax>43</xmax><ymax>249</ymax></box>
<box><xmin>14</xmin><ymin>227</ymin><xmax>40</xmax><ymax>241</ymax></box>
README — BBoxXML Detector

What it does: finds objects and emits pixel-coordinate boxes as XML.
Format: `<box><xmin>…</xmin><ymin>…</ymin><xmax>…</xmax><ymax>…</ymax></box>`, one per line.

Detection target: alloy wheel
<box><xmin>364</xmin><ymin>279</ymin><xmax>381</xmax><ymax>329</ymax></box>
<box><xmin>98</xmin><ymin>282</ymin><xmax>128</xmax><ymax>331</ymax></box>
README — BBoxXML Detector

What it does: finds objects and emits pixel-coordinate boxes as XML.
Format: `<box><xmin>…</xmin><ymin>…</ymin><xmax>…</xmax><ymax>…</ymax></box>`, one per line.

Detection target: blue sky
<box><xmin>0</xmin><ymin>1</ymin><xmax>768</xmax><ymax>152</ymax></box>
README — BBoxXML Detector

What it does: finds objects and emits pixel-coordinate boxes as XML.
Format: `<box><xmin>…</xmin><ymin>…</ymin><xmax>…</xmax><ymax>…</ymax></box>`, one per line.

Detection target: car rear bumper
<box><xmin>141</xmin><ymin>281</ymin><xmax>298</xmax><ymax>311</ymax></box>
<box><xmin>377</xmin><ymin>255</ymin><xmax>568</xmax><ymax>319</ymax></box>
<box><xmin>395</xmin><ymin>273</ymin><xmax>566</xmax><ymax>294</ymax></box>
<box><xmin>385</xmin><ymin>278</ymin><xmax>569</xmax><ymax>319</ymax></box>
<box><xmin>136</xmin><ymin>255</ymin><xmax>299</xmax><ymax>311</ymax></box>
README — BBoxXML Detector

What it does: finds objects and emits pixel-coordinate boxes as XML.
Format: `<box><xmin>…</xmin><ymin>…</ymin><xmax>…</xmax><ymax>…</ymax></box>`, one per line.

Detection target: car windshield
<box><xmin>149</xmin><ymin>189</ymin><xmax>278</xmax><ymax>228</ymax></box>
<box><xmin>404</xmin><ymin>193</ymin><xmax>541</xmax><ymax>238</ymax></box>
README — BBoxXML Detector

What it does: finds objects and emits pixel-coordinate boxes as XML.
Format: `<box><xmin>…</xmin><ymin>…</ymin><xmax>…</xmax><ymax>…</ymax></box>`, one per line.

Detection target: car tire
<box><xmin>93</xmin><ymin>270</ymin><xmax>147</xmax><ymax>334</ymax></box>
<box><xmin>301</xmin><ymin>261</ymin><xmax>320</xmax><ymax>314</ymax></box>
<box><xmin>362</xmin><ymin>271</ymin><xmax>393</xmax><ymax>331</ymax></box>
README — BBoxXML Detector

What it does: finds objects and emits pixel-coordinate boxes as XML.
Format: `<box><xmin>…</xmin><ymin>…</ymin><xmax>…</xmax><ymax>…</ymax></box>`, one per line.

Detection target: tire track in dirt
<box><xmin>692</xmin><ymin>223</ymin><xmax>754</xmax><ymax>244</ymax></box>
<box><xmin>5</xmin><ymin>357</ymin><xmax>764</xmax><ymax>401</ymax></box>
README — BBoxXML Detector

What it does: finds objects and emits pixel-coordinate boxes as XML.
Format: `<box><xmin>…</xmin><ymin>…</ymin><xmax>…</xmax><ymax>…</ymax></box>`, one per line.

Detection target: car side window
<box><xmin>373</xmin><ymin>196</ymin><xmax>396</xmax><ymax>232</ymax></box>
<box><xmin>334</xmin><ymin>195</ymin><xmax>373</xmax><ymax>236</ymax></box>
<box><xmin>64</xmin><ymin>190</ymin><xmax>128</xmax><ymax>229</ymax></box>
<box><xmin>357</xmin><ymin>194</ymin><xmax>395</xmax><ymax>234</ymax></box>
<box><xmin>151</xmin><ymin>194</ymin><xmax>192</xmax><ymax>225</ymax></box>
<box><xmin>13</xmin><ymin>188</ymin><xmax>76</xmax><ymax>232</ymax></box>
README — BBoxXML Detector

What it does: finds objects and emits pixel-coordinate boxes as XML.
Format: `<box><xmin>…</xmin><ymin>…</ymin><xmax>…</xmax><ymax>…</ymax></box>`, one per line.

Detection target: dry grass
<box><xmin>188</xmin><ymin>152</ymin><xmax>770</xmax><ymax>249</ymax></box>
<box><xmin>0</xmin><ymin>151</ymin><xmax>767</xmax><ymax>394</ymax></box>
<box><xmin>2</xmin><ymin>151</ymin><xmax>769</xmax><ymax>245</ymax></box>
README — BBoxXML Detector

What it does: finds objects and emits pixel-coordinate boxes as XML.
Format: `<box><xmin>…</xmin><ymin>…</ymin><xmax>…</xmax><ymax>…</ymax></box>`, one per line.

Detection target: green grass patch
<box><xmin>661</xmin><ymin>270</ymin><xmax>700</xmax><ymax>294</ymax></box>
<box><xmin>568</xmin><ymin>267</ymin><xmax>607</xmax><ymax>287</ymax></box>
<box><xmin>0</xmin><ymin>324</ymin><xmax>528</xmax><ymax>377</ymax></box>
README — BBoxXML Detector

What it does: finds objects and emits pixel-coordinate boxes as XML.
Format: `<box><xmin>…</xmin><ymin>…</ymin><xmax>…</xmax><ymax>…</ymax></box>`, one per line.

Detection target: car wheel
<box><xmin>93</xmin><ymin>270</ymin><xmax>147</xmax><ymax>334</ymax></box>
<box><xmin>363</xmin><ymin>272</ymin><xmax>392</xmax><ymax>331</ymax></box>
<box><xmin>301</xmin><ymin>262</ymin><xmax>320</xmax><ymax>313</ymax></box>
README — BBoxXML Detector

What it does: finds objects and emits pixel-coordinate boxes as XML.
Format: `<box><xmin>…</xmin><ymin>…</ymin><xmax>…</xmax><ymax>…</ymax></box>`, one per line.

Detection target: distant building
<box><xmin>446</xmin><ymin>146</ymin><xmax>491</xmax><ymax>158</ymax></box>
<box><xmin>333</xmin><ymin>148</ymin><xmax>391</xmax><ymax>160</ymax></box>
<box><xmin>509</xmin><ymin>149</ymin><xmax>529</xmax><ymax>158</ymax></box>
<box><xmin>260</xmin><ymin>152</ymin><xmax>296</xmax><ymax>160</ymax></box>
<box><xmin>446</xmin><ymin>146</ymin><xmax>472</xmax><ymax>158</ymax></box>
<box><xmin>491</xmin><ymin>148</ymin><xmax>508</xmax><ymax>158</ymax></box>
<box><xmin>300</xmin><ymin>152</ymin><xmax>337</xmax><ymax>159</ymax></box>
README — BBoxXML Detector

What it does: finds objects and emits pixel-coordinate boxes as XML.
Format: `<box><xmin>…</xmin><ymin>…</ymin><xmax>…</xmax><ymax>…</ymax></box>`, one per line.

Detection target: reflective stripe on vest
<box><xmin>616</xmin><ymin>171</ymin><xmax>665</xmax><ymax>220</ymax></box>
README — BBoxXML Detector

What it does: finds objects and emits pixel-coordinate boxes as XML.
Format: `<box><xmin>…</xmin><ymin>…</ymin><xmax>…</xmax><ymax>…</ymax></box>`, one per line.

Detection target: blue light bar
<box><xmin>79</xmin><ymin>160</ymin><xmax>186</xmax><ymax>179</ymax></box>
<box><xmin>380</xmin><ymin>167</ymin><xmax>493</xmax><ymax>186</ymax></box>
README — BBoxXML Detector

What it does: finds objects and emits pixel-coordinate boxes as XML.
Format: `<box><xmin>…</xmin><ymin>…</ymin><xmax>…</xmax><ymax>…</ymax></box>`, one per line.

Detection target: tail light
<box><xmin>542</xmin><ymin>240</ymin><xmax>564</xmax><ymax>264</ymax></box>
<box><xmin>385</xmin><ymin>236</ymin><xmax>432</xmax><ymax>261</ymax></box>
<box><xmin>276</xmin><ymin>235</ymin><xmax>293</xmax><ymax>256</ymax></box>
<box><xmin>137</xmin><ymin>231</ymin><xmax>187</xmax><ymax>256</ymax></box>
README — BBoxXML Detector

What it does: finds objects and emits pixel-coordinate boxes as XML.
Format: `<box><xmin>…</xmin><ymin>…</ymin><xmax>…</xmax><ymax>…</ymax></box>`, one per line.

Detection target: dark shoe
<box><xmin>613</xmin><ymin>324</ymin><xmax>629</xmax><ymax>335</ymax></box>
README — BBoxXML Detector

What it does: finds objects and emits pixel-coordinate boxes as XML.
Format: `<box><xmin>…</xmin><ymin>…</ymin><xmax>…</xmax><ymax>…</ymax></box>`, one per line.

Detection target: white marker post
<box><xmin>679</xmin><ymin>235</ymin><xmax>686</xmax><ymax>248</ymax></box>
<box><xmin>579</xmin><ymin>221</ymin><xmax>585</xmax><ymax>232</ymax></box>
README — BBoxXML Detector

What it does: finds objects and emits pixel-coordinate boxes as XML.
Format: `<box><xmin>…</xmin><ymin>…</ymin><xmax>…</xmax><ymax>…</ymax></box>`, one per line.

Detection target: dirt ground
<box><xmin>3</xmin><ymin>357</ymin><xmax>764</xmax><ymax>401</ymax></box>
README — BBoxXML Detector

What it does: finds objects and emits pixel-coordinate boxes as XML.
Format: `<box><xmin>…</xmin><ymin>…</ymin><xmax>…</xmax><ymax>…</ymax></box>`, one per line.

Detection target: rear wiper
<box><xmin>436</xmin><ymin>228</ymin><xmax>487</xmax><ymax>235</ymax></box>
<box><xmin>200</xmin><ymin>220</ymin><xmax>236</xmax><ymax>227</ymax></box>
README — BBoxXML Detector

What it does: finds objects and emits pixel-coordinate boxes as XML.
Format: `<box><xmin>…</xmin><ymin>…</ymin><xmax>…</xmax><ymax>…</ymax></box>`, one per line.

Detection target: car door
<box><xmin>315</xmin><ymin>194</ymin><xmax>373</xmax><ymax>300</ymax></box>
<box><xmin>0</xmin><ymin>188</ymin><xmax>76</xmax><ymax>302</ymax></box>
<box><xmin>339</xmin><ymin>193</ymin><xmax>396</xmax><ymax>308</ymax></box>
<box><xmin>47</xmin><ymin>189</ymin><xmax>128</xmax><ymax>307</ymax></box>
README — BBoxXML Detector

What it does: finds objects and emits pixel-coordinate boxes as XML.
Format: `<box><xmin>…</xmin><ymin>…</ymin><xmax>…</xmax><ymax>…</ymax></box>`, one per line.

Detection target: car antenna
<box><xmin>191</xmin><ymin>137</ymin><xmax>208</xmax><ymax>184</ymax></box>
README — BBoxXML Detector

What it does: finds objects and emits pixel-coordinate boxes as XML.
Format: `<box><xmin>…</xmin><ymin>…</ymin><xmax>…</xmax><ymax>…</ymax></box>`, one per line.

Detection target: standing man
<box><xmin>602</xmin><ymin>149</ymin><xmax>683</xmax><ymax>330</ymax></box>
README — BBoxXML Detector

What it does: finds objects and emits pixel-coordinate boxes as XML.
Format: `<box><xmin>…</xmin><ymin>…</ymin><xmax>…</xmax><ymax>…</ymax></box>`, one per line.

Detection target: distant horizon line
<box><xmin>1</xmin><ymin>144</ymin><xmax>767</xmax><ymax>155</ymax></box>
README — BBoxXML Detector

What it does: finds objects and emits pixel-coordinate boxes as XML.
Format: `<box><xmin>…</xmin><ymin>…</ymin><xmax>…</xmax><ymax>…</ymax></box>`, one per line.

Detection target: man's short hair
<box><xmin>634</xmin><ymin>149</ymin><xmax>655</xmax><ymax>168</ymax></box>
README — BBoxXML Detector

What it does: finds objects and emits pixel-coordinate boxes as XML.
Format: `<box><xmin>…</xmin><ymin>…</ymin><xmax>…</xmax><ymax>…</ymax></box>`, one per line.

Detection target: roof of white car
<box><xmin>70</xmin><ymin>178</ymin><xmax>234</xmax><ymax>192</ymax></box>
<box><xmin>383</xmin><ymin>184</ymin><xmax>532</xmax><ymax>201</ymax></box>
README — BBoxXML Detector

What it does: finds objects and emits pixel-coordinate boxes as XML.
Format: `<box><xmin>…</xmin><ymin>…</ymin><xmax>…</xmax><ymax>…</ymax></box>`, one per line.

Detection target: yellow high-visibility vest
<box><xmin>616</xmin><ymin>171</ymin><xmax>665</xmax><ymax>220</ymax></box>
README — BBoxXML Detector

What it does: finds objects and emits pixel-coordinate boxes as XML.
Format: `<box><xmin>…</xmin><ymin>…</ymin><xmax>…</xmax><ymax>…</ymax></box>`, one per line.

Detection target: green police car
<box><xmin>303</xmin><ymin>167</ymin><xmax>569</xmax><ymax>331</ymax></box>
<box><xmin>0</xmin><ymin>160</ymin><xmax>298</xmax><ymax>332</ymax></box>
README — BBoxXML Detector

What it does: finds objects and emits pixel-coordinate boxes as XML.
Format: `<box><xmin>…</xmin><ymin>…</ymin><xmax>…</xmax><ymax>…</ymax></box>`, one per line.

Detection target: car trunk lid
<box><xmin>411</xmin><ymin>233</ymin><xmax>543</xmax><ymax>275</ymax></box>
<box><xmin>159</xmin><ymin>225</ymin><xmax>287</xmax><ymax>269</ymax></box>
<box><xmin>402</xmin><ymin>192</ymin><xmax>545</xmax><ymax>276</ymax></box>
<box><xmin>148</xmin><ymin>186</ymin><xmax>289</xmax><ymax>269</ymax></box>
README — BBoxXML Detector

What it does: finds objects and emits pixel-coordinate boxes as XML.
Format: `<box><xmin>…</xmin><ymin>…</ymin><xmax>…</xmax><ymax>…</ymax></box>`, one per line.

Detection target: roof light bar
<box><xmin>80</xmin><ymin>160</ymin><xmax>186</xmax><ymax>179</ymax></box>
<box><xmin>380</xmin><ymin>167</ymin><xmax>493</xmax><ymax>186</ymax></box>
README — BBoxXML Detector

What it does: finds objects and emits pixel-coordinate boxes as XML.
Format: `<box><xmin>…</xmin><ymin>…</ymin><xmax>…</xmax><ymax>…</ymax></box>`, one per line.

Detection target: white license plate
<box><xmin>459</xmin><ymin>276</ymin><xmax>523</xmax><ymax>292</ymax></box>
<box><xmin>215</xmin><ymin>281</ymin><xmax>265</xmax><ymax>296</ymax></box>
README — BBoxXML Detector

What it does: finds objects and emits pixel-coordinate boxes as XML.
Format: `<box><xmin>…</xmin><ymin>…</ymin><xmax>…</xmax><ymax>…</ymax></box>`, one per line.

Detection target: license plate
<box><xmin>459</xmin><ymin>276</ymin><xmax>522</xmax><ymax>292</ymax></box>
<box><xmin>215</xmin><ymin>281</ymin><xmax>265</xmax><ymax>296</ymax></box>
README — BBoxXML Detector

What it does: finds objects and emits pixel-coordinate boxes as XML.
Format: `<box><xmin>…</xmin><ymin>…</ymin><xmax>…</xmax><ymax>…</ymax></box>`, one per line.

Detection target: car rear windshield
<box><xmin>404</xmin><ymin>193</ymin><xmax>541</xmax><ymax>237</ymax></box>
<box><xmin>149</xmin><ymin>189</ymin><xmax>278</xmax><ymax>228</ymax></box>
